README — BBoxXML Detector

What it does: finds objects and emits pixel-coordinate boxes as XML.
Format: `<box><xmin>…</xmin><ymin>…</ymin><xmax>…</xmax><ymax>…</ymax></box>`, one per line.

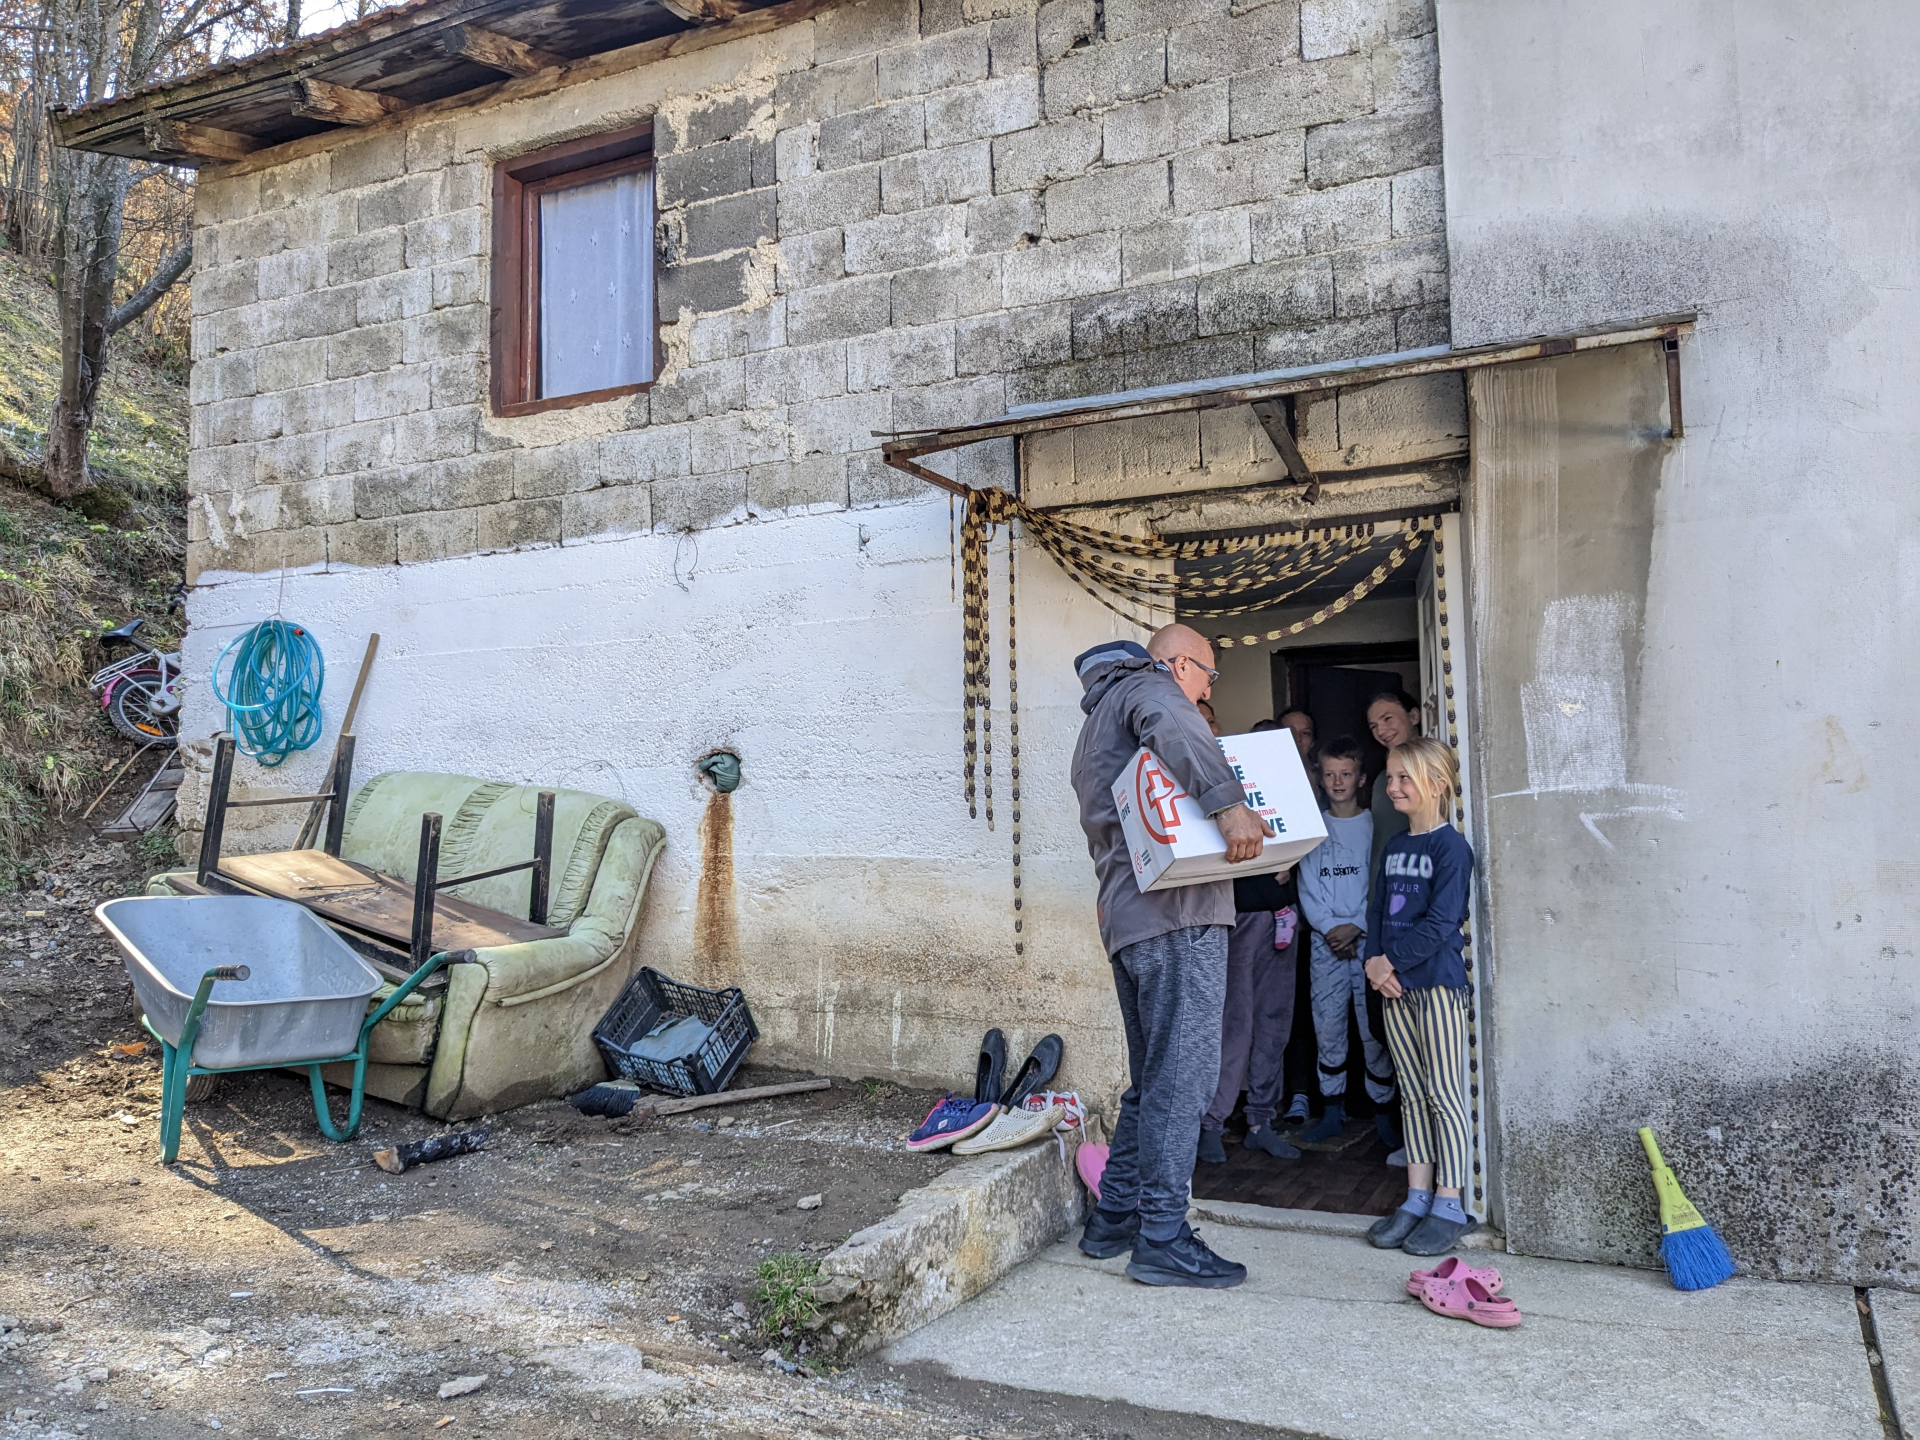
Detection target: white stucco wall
<box><xmin>1438</xmin><ymin>0</ymin><xmax>1920</xmax><ymax>1282</ymax></box>
<box><xmin>184</xmin><ymin>494</ymin><xmax>1137</xmax><ymax>1094</ymax></box>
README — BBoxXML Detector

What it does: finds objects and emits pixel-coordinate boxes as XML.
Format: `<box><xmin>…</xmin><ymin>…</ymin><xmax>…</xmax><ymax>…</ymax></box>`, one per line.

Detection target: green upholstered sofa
<box><xmin>151</xmin><ymin>771</ymin><xmax>665</xmax><ymax>1119</ymax></box>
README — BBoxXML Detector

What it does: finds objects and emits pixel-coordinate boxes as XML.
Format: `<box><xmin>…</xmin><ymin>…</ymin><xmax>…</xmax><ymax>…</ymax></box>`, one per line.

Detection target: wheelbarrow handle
<box><xmin>361</xmin><ymin>949</ymin><xmax>476</xmax><ymax>1039</ymax></box>
<box><xmin>166</xmin><ymin>964</ymin><xmax>253</xmax><ymax>1088</ymax></box>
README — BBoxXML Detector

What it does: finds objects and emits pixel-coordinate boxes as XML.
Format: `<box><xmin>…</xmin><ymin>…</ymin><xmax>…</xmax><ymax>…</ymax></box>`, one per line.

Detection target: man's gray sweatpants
<box><xmin>1204</xmin><ymin>909</ymin><xmax>1299</xmax><ymax>1133</ymax></box>
<box><xmin>1100</xmin><ymin>925</ymin><xmax>1229</xmax><ymax>1242</ymax></box>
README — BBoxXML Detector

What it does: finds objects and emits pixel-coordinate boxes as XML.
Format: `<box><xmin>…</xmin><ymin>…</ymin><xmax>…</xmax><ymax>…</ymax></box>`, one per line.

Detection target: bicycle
<box><xmin>90</xmin><ymin>618</ymin><xmax>182</xmax><ymax>745</ymax></box>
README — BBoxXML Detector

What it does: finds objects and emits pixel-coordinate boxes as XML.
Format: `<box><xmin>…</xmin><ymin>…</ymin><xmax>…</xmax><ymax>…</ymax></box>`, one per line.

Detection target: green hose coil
<box><xmin>212</xmin><ymin>619</ymin><xmax>326</xmax><ymax>767</ymax></box>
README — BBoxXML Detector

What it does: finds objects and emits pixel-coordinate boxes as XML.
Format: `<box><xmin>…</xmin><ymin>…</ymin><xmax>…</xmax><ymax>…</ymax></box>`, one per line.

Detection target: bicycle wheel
<box><xmin>108</xmin><ymin>671</ymin><xmax>178</xmax><ymax>744</ymax></box>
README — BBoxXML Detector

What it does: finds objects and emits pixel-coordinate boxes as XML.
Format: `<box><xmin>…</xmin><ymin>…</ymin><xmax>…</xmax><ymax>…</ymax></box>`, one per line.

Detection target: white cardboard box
<box><xmin>1111</xmin><ymin>730</ymin><xmax>1329</xmax><ymax>893</ymax></box>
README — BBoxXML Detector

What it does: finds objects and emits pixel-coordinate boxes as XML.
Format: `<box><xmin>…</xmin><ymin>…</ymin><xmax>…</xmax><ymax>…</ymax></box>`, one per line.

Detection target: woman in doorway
<box><xmin>1362</xmin><ymin>737</ymin><xmax>1477</xmax><ymax>1255</ymax></box>
<box><xmin>1365</xmin><ymin>689</ymin><xmax>1422</xmax><ymax>884</ymax></box>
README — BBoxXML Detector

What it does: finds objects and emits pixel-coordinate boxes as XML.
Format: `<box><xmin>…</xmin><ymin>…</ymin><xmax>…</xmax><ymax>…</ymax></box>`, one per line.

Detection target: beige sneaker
<box><xmin>952</xmin><ymin>1103</ymin><xmax>1065</xmax><ymax>1155</ymax></box>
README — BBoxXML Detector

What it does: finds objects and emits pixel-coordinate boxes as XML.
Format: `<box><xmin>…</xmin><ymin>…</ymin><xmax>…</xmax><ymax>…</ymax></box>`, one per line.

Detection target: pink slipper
<box><xmin>1407</xmin><ymin>1254</ymin><xmax>1504</xmax><ymax>1296</ymax></box>
<box><xmin>1418</xmin><ymin>1273</ymin><xmax>1522</xmax><ymax>1328</ymax></box>
<box><xmin>1076</xmin><ymin>1142</ymin><xmax>1109</xmax><ymax>1202</ymax></box>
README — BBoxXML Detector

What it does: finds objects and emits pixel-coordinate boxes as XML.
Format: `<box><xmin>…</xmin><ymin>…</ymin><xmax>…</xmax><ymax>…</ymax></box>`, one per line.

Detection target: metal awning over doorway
<box><xmin>880</xmin><ymin>312</ymin><xmax>1693</xmax><ymax>501</ymax></box>
<box><xmin>904</xmin><ymin>311</ymin><xmax>1694</xmax><ymax>984</ymax></box>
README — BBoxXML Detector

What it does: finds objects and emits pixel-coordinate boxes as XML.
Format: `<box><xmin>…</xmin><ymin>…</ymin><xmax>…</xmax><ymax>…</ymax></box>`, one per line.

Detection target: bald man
<box><xmin>1069</xmin><ymin>624</ymin><xmax>1267</xmax><ymax>1289</ymax></box>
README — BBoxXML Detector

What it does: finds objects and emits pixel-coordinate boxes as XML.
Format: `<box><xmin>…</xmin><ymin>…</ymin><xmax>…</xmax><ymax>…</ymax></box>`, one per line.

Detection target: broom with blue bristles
<box><xmin>1638</xmin><ymin>1127</ymin><xmax>1737</xmax><ymax>1290</ymax></box>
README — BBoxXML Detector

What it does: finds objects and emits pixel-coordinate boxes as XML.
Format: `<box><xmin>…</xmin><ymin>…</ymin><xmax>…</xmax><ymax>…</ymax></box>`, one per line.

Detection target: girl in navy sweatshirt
<box><xmin>1362</xmin><ymin>736</ymin><xmax>1478</xmax><ymax>1256</ymax></box>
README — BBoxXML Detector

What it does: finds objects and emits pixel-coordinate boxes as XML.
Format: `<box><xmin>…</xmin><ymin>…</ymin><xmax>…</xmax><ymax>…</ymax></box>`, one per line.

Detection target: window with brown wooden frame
<box><xmin>490</xmin><ymin>123</ymin><xmax>658</xmax><ymax>416</ymax></box>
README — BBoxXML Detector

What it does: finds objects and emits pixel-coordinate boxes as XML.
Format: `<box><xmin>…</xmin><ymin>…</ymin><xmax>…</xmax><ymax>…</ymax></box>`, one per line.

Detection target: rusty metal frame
<box><xmin>881</xmin><ymin>313</ymin><xmax>1693</xmax><ymax>499</ymax></box>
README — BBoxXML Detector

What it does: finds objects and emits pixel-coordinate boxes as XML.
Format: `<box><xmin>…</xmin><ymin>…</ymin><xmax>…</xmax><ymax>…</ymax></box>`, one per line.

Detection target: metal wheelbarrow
<box><xmin>96</xmin><ymin>895</ymin><xmax>467</xmax><ymax>1163</ymax></box>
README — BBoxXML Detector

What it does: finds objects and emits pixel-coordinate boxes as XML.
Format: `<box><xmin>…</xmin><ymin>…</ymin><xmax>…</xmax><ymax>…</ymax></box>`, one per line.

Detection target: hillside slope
<box><xmin>0</xmin><ymin>246</ymin><xmax>189</xmax><ymax>878</ymax></box>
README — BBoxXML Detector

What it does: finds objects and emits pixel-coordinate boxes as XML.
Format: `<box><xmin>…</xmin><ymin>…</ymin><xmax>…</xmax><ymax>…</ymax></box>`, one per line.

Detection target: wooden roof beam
<box><xmin>441</xmin><ymin>24</ymin><xmax>564</xmax><ymax>77</ymax></box>
<box><xmin>292</xmin><ymin>76</ymin><xmax>411</xmax><ymax>126</ymax></box>
<box><xmin>141</xmin><ymin>118</ymin><xmax>262</xmax><ymax>164</ymax></box>
<box><xmin>1249</xmin><ymin>397</ymin><xmax>1322</xmax><ymax>505</ymax></box>
<box><xmin>659</xmin><ymin>0</ymin><xmax>754</xmax><ymax>21</ymax></box>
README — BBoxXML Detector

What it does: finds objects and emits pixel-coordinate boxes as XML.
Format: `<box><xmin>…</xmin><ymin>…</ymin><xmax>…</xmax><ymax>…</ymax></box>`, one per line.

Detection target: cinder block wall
<box><xmin>186</xmin><ymin>0</ymin><xmax>1447</xmax><ymax>581</ymax></box>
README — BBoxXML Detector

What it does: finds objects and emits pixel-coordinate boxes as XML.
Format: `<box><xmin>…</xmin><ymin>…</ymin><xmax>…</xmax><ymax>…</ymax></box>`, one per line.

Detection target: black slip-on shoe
<box><xmin>1079</xmin><ymin>1207</ymin><xmax>1140</xmax><ymax>1259</ymax></box>
<box><xmin>1402</xmin><ymin>1212</ymin><xmax>1480</xmax><ymax>1256</ymax></box>
<box><xmin>1243</xmin><ymin>1126</ymin><xmax>1302</xmax><ymax>1159</ymax></box>
<box><xmin>570</xmin><ymin>1082</ymin><xmax>643</xmax><ymax>1117</ymax></box>
<box><xmin>998</xmin><ymin>1033</ymin><xmax>1064</xmax><ymax>1109</ymax></box>
<box><xmin>1125</xmin><ymin>1226</ymin><xmax>1247</xmax><ymax>1289</ymax></box>
<box><xmin>975</xmin><ymin>1028</ymin><xmax>1008</xmax><ymax>1104</ymax></box>
<box><xmin>1196</xmin><ymin>1128</ymin><xmax>1227</xmax><ymax>1164</ymax></box>
<box><xmin>1367</xmin><ymin>1207</ymin><xmax>1424</xmax><ymax>1249</ymax></box>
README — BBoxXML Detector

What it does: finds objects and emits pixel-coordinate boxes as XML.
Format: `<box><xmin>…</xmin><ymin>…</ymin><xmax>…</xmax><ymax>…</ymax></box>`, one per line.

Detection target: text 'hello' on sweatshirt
<box><xmin>1365</xmin><ymin>823</ymin><xmax>1473</xmax><ymax>993</ymax></box>
<box><xmin>1297</xmin><ymin>809</ymin><xmax>1374</xmax><ymax>939</ymax></box>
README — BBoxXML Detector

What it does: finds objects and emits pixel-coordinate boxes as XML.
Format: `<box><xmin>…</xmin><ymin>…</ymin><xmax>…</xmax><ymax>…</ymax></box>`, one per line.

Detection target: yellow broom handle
<box><xmin>1638</xmin><ymin>1126</ymin><xmax>1665</xmax><ymax>1167</ymax></box>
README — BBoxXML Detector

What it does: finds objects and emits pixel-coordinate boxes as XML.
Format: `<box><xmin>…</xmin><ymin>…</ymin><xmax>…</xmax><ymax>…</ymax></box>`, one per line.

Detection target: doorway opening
<box><xmin>1183</xmin><ymin>515</ymin><xmax>1467</xmax><ymax>1220</ymax></box>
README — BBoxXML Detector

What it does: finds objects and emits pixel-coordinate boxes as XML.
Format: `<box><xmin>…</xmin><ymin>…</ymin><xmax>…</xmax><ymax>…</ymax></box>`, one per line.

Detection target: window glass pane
<box><xmin>538</xmin><ymin>166</ymin><xmax>655</xmax><ymax>399</ymax></box>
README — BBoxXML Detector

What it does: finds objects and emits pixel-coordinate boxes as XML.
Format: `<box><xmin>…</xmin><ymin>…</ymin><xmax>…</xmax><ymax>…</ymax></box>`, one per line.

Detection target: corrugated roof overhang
<box><xmin>882</xmin><ymin>313</ymin><xmax>1694</xmax><ymax>501</ymax></box>
<box><xmin>51</xmin><ymin>0</ymin><xmax>837</xmax><ymax>166</ymax></box>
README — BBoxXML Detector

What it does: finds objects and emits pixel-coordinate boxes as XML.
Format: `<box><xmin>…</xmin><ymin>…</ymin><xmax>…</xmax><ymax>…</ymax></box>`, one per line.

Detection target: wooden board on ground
<box><xmin>215</xmin><ymin>849</ymin><xmax>568</xmax><ymax>953</ymax></box>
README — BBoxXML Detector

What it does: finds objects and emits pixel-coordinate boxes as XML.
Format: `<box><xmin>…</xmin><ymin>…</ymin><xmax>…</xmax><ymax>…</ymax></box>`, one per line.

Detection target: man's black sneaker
<box><xmin>1125</xmin><ymin>1226</ymin><xmax>1247</xmax><ymax>1289</ymax></box>
<box><xmin>1196</xmin><ymin>1128</ymin><xmax>1227</xmax><ymax>1164</ymax></box>
<box><xmin>1079</xmin><ymin>1207</ymin><xmax>1140</xmax><ymax>1259</ymax></box>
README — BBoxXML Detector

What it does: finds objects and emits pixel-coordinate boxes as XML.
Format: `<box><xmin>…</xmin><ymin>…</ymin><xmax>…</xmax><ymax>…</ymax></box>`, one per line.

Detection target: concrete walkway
<box><xmin>886</xmin><ymin>1226</ymin><xmax>1897</xmax><ymax>1439</ymax></box>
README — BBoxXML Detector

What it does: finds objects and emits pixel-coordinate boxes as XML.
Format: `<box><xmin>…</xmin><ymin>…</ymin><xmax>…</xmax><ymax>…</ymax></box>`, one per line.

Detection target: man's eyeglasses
<box><xmin>1175</xmin><ymin>654</ymin><xmax>1220</xmax><ymax>683</ymax></box>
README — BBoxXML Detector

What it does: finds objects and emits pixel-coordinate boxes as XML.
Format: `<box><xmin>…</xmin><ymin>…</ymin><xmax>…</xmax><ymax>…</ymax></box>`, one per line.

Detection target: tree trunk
<box><xmin>43</xmin><ymin>152</ymin><xmax>131</xmax><ymax>500</ymax></box>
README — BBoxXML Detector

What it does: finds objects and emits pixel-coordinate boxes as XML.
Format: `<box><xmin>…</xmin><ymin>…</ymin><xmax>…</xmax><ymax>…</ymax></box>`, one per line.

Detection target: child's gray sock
<box><xmin>1431</xmin><ymin>1194</ymin><xmax>1468</xmax><ymax>1225</ymax></box>
<box><xmin>1399</xmin><ymin>1187</ymin><xmax>1433</xmax><ymax>1217</ymax></box>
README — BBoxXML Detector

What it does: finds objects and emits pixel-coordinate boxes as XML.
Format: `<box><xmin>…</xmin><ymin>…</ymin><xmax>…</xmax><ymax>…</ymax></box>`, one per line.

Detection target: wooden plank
<box><xmin>442</xmin><ymin>24</ymin><xmax>564</xmax><ymax>76</ymax></box>
<box><xmin>53</xmin><ymin>0</ymin><xmax>850</xmax><ymax>169</ymax></box>
<box><xmin>659</xmin><ymin>0</ymin><xmax>754</xmax><ymax>20</ymax></box>
<box><xmin>296</xmin><ymin>633</ymin><xmax>377</xmax><ymax>850</ymax></box>
<box><xmin>142</xmin><ymin>119</ymin><xmax>261</xmax><ymax>162</ymax></box>
<box><xmin>292</xmin><ymin>77</ymin><xmax>411</xmax><ymax>126</ymax></box>
<box><xmin>645</xmin><ymin>1078</ymin><xmax>832</xmax><ymax>1114</ymax></box>
<box><xmin>216</xmin><ymin>849</ymin><xmax>567</xmax><ymax>952</ymax></box>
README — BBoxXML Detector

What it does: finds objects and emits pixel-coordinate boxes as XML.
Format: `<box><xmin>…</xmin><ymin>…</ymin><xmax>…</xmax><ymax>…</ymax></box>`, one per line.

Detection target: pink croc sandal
<box><xmin>1418</xmin><ymin>1273</ymin><xmax>1522</xmax><ymax>1328</ymax></box>
<box><xmin>1407</xmin><ymin>1254</ymin><xmax>1503</xmax><ymax>1296</ymax></box>
<box><xmin>1076</xmin><ymin>1142</ymin><xmax>1110</xmax><ymax>1203</ymax></box>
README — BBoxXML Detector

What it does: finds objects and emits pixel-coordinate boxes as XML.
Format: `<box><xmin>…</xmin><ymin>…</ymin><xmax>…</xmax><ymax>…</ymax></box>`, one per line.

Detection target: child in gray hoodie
<box><xmin>1294</xmin><ymin>736</ymin><xmax>1398</xmax><ymax>1149</ymax></box>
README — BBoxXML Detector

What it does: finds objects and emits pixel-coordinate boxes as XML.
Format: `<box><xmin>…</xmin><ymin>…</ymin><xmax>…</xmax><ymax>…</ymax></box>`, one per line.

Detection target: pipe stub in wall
<box><xmin>698</xmin><ymin>752</ymin><xmax>741</xmax><ymax>793</ymax></box>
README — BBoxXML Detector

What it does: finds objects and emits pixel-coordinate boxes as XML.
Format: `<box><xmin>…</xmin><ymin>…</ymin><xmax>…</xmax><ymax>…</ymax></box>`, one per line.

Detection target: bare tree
<box><xmin>0</xmin><ymin>0</ymin><xmax>336</xmax><ymax>499</ymax></box>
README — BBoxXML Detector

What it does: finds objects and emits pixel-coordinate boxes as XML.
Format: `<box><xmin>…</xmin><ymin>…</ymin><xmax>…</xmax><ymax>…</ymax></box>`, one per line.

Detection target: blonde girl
<box><xmin>1362</xmin><ymin>736</ymin><xmax>1478</xmax><ymax>1255</ymax></box>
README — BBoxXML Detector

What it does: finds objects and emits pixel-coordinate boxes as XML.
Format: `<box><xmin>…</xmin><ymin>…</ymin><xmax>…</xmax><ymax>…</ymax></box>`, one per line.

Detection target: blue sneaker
<box><xmin>906</xmin><ymin>1095</ymin><xmax>998</xmax><ymax>1151</ymax></box>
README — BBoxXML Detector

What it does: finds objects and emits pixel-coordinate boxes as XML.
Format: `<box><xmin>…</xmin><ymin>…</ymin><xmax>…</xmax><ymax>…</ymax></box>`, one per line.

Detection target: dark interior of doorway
<box><xmin>1274</xmin><ymin>640</ymin><xmax>1420</xmax><ymax>804</ymax></box>
<box><xmin>1187</xmin><ymin>609</ymin><xmax>1422</xmax><ymax>1218</ymax></box>
<box><xmin>1189</xmin><ymin>1106</ymin><xmax>1403</xmax><ymax>1217</ymax></box>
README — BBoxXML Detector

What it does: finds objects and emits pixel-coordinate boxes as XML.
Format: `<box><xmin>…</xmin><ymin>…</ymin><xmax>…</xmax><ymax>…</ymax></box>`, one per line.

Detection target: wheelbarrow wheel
<box><xmin>184</xmin><ymin>1073</ymin><xmax>222</xmax><ymax>1103</ymax></box>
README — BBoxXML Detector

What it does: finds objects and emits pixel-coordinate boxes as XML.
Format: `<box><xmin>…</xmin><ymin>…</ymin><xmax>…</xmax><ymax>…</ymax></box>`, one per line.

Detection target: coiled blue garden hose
<box><xmin>211</xmin><ymin>619</ymin><xmax>325</xmax><ymax>767</ymax></box>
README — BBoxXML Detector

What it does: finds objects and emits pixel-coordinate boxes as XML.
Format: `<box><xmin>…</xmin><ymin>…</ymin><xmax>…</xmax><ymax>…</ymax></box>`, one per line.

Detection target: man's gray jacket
<box><xmin>1070</xmin><ymin>640</ymin><xmax>1248</xmax><ymax>956</ymax></box>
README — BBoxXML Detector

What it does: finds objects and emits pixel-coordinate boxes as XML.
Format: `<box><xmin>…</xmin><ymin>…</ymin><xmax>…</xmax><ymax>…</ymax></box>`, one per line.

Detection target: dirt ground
<box><xmin>0</xmin><ymin>832</ymin><xmax>1286</xmax><ymax>1440</ymax></box>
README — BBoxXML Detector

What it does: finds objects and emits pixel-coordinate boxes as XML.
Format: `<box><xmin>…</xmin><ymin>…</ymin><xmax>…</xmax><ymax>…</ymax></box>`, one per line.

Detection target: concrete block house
<box><xmin>55</xmin><ymin>0</ymin><xmax>1920</xmax><ymax>1285</ymax></box>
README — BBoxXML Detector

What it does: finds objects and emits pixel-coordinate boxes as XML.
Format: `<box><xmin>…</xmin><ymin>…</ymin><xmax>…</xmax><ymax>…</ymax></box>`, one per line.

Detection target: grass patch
<box><xmin>135</xmin><ymin>825</ymin><xmax>179</xmax><ymax>871</ymax></box>
<box><xmin>753</xmin><ymin>1252</ymin><xmax>821</xmax><ymax>1334</ymax></box>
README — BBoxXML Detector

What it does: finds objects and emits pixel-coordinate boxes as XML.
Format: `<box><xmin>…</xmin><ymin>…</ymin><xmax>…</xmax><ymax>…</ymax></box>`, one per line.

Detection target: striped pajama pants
<box><xmin>1379</xmin><ymin>985</ymin><xmax>1473</xmax><ymax>1191</ymax></box>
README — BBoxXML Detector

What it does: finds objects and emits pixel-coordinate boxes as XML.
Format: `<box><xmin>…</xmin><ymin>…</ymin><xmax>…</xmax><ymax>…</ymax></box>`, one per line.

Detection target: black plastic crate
<box><xmin>592</xmin><ymin>967</ymin><xmax>758</xmax><ymax>1097</ymax></box>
